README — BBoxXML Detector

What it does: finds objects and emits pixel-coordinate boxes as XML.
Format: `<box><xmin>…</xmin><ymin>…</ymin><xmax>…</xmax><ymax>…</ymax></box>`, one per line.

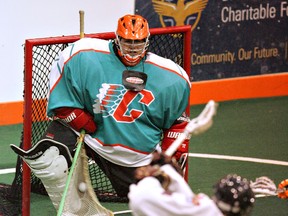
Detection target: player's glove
<box><xmin>54</xmin><ymin>107</ymin><xmax>97</xmax><ymax>134</ymax></box>
<box><xmin>278</xmin><ymin>179</ymin><xmax>288</xmax><ymax>199</ymax></box>
<box><xmin>161</xmin><ymin>114</ymin><xmax>190</xmax><ymax>162</ymax></box>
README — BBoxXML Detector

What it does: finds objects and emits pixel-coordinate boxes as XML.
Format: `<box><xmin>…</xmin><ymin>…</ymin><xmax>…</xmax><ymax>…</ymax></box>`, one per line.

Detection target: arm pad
<box><xmin>54</xmin><ymin>107</ymin><xmax>97</xmax><ymax>134</ymax></box>
<box><xmin>161</xmin><ymin>120</ymin><xmax>190</xmax><ymax>161</ymax></box>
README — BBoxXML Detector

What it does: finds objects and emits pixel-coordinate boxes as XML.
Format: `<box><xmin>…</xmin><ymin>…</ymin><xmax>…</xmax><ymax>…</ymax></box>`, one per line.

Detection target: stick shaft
<box><xmin>57</xmin><ymin>12</ymin><xmax>86</xmax><ymax>215</ymax></box>
<box><xmin>165</xmin><ymin>100</ymin><xmax>217</xmax><ymax>157</ymax></box>
<box><xmin>165</xmin><ymin>132</ymin><xmax>187</xmax><ymax>157</ymax></box>
<box><xmin>79</xmin><ymin>10</ymin><xmax>84</xmax><ymax>38</ymax></box>
<box><xmin>57</xmin><ymin>129</ymin><xmax>85</xmax><ymax>216</ymax></box>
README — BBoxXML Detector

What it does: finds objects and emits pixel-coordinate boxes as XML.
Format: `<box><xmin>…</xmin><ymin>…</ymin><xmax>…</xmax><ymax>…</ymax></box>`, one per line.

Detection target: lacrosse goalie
<box><xmin>11</xmin><ymin>13</ymin><xmax>192</xmax><ymax>213</ymax></box>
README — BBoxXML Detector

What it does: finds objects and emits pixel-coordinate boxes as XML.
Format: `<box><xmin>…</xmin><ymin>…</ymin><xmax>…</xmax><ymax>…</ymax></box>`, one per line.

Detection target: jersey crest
<box><xmin>94</xmin><ymin>83</ymin><xmax>155</xmax><ymax>123</ymax></box>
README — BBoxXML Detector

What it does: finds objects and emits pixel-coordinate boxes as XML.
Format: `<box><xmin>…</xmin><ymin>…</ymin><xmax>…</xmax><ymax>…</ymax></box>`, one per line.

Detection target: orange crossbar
<box><xmin>1</xmin><ymin>72</ymin><xmax>287</xmax><ymax>126</ymax></box>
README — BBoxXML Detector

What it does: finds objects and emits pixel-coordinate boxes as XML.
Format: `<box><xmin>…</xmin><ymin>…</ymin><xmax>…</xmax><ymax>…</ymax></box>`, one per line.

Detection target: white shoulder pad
<box><xmin>145</xmin><ymin>52</ymin><xmax>190</xmax><ymax>85</ymax></box>
<box><xmin>49</xmin><ymin>38</ymin><xmax>111</xmax><ymax>89</ymax></box>
<box><xmin>59</xmin><ymin>38</ymin><xmax>110</xmax><ymax>65</ymax></box>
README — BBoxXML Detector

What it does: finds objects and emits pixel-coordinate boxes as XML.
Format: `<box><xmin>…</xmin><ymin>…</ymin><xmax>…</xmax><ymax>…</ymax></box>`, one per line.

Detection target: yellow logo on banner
<box><xmin>152</xmin><ymin>0</ymin><xmax>208</xmax><ymax>31</ymax></box>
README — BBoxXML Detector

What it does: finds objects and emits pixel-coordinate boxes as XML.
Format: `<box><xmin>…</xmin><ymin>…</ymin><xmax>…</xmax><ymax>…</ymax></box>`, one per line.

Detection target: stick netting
<box><xmin>0</xmin><ymin>26</ymin><xmax>190</xmax><ymax>216</ymax></box>
<box><xmin>61</xmin><ymin>145</ymin><xmax>113</xmax><ymax>216</ymax></box>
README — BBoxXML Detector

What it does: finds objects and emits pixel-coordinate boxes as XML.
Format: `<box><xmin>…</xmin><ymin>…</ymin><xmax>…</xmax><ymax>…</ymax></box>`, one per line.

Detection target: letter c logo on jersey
<box><xmin>96</xmin><ymin>83</ymin><xmax>155</xmax><ymax>123</ymax></box>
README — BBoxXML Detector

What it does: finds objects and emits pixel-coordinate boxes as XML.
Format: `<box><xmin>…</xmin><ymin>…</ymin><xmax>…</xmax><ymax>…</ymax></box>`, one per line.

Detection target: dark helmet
<box><xmin>212</xmin><ymin>174</ymin><xmax>255</xmax><ymax>216</ymax></box>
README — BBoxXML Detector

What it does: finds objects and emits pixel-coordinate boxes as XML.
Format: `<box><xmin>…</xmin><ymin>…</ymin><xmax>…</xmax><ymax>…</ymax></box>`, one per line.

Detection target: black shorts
<box><xmin>86</xmin><ymin>147</ymin><xmax>138</xmax><ymax>197</ymax></box>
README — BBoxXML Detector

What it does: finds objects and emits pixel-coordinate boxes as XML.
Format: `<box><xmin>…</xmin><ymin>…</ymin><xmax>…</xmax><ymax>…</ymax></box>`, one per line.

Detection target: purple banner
<box><xmin>135</xmin><ymin>0</ymin><xmax>288</xmax><ymax>81</ymax></box>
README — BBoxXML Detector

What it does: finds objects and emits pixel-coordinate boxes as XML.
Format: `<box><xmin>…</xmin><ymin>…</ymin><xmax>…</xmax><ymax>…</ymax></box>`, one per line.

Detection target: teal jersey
<box><xmin>48</xmin><ymin>38</ymin><xmax>191</xmax><ymax>166</ymax></box>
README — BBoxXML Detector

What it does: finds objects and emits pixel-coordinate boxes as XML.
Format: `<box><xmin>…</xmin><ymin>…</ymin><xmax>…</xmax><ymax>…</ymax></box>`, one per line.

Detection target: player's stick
<box><xmin>57</xmin><ymin>11</ymin><xmax>113</xmax><ymax>216</ymax></box>
<box><xmin>254</xmin><ymin>187</ymin><xmax>286</xmax><ymax>198</ymax></box>
<box><xmin>57</xmin><ymin>129</ymin><xmax>86</xmax><ymax>216</ymax></box>
<box><xmin>250</xmin><ymin>176</ymin><xmax>287</xmax><ymax>198</ymax></box>
<box><xmin>79</xmin><ymin>10</ymin><xmax>84</xmax><ymax>39</ymax></box>
<box><xmin>165</xmin><ymin>100</ymin><xmax>218</xmax><ymax>157</ymax></box>
<box><xmin>57</xmin><ymin>128</ymin><xmax>113</xmax><ymax>216</ymax></box>
<box><xmin>57</xmin><ymin>10</ymin><xmax>85</xmax><ymax>215</ymax></box>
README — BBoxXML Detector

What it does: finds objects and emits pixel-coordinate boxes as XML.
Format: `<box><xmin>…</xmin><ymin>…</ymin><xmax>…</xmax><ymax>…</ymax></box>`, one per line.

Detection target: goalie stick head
<box><xmin>212</xmin><ymin>174</ymin><xmax>255</xmax><ymax>216</ymax></box>
<box><xmin>115</xmin><ymin>14</ymin><xmax>150</xmax><ymax>66</ymax></box>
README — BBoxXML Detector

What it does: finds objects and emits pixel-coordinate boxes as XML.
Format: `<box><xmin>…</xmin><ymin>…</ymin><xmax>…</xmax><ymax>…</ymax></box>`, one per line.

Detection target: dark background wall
<box><xmin>135</xmin><ymin>0</ymin><xmax>288</xmax><ymax>81</ymax></box>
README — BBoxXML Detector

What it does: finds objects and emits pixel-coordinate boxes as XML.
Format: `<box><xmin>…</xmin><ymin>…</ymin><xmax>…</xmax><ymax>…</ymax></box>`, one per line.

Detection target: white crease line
<box><xmin>0</xmin><ymin>168</ymin><xmax>16</xmax><ymax>174</ymax></box>
<box><xmin>114</xmin><ymin>210</ymin><xmax>132</xmax><ymax>215</ymax></box>
<box><xmin>189</xmin><ymin>153</ymin><xmax>288</xmax><ymax>166</ymax></box>
<box><xmin>1</xmin><ymin>154</ymin><xmax>287</xmax><ymax>176</ymax></box>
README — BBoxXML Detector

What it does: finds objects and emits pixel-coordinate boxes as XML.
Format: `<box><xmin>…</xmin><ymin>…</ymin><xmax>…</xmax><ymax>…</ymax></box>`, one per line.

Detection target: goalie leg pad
<box><xmin>11</xmin><ymin>140</ymin><xmax>74</xmax><ymax>209</ymax></box>
<box><xmin>10</xmin><ymin>120</ymin><xmax>83</xmax><ymax>210</ymax></box>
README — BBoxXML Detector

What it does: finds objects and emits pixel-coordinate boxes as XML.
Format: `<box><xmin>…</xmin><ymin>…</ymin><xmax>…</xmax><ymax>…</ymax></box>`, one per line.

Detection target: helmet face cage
<box><xmin>212</xmin><ymin>174</ymin><xmax>255</xmax><ymax>216</ymax></box>
<box><xmin>116</xmin><ymin>35</ymin><xmax>149</xmax><ymax>63</ymax></box>
<box><xmin>115</xmin><ymin>14</ymin><xmax>150</xmax><ymax>66</ymax></box>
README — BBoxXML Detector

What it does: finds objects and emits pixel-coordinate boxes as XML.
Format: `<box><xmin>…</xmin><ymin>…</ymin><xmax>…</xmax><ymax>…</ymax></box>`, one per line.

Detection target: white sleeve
<box><xmin>128</xmin><ymin>164</ymin><xmax>224</xmax><ymax>216</ymax></box>
<box><xmin>129</xmin><ymin>176</ymin><xmax>194</xmax><ymax>216</ymax></box>
<box><xmin>128</xmin><ymin>177</ymin><xmax>223</xmax><ymax>216</ymax></box>
<box><xmin>160</xmin><ymin>164</ymin><xmax>194</xmax><ymax>196</ymax></box>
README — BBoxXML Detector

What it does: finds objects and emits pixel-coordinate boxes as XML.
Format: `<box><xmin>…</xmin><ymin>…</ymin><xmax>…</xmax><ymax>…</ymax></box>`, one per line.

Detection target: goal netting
<box><xmin>0</xmin><ymin>26</ymin><xmax>191</xmax><ymax>216</ymax></box>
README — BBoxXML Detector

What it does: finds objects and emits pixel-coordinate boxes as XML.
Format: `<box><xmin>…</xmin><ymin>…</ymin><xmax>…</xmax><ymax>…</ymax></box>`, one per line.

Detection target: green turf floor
<box><xmin>1</xmin><ymin>96</ymin><xmax>288</xmax><ymax>215</ymax></box>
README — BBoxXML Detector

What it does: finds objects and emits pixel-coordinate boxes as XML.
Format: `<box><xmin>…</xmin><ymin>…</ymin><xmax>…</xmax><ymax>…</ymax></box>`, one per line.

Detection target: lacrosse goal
<box><xmin>0</xmin><ymin>25</ymin><xmax>191</xmax><ymax>216</ymax></box>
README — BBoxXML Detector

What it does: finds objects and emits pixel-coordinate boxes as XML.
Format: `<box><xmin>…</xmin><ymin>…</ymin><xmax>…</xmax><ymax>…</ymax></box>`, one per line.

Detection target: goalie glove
<box><xmin>161</xmin><ymin>114</ymin><xmax>190</xmax><ymax>162</ymax></box>
<box><xmin>54</xmin><ymin>107</ymin><xmax>97</xmax><ymax>134</ymax></box>
<box><xmin>278</xmin><ymin>179</ymin><xmax>288</xmax><ymax>199</ymax></box>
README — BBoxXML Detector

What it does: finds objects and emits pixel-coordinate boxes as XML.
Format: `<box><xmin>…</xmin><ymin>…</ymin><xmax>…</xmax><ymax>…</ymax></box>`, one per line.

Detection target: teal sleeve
<box><xmin>47</xmin><ymin>56</ymin><xmax>84</xmax><ymax>117</ymax></box>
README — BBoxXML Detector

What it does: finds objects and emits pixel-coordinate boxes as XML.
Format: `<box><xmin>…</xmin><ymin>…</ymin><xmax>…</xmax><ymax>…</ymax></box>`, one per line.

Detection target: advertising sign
<box><xmin>135</xmin><ymin>0</ymin><xmax>288</xmax><ymax>81</ymax></box>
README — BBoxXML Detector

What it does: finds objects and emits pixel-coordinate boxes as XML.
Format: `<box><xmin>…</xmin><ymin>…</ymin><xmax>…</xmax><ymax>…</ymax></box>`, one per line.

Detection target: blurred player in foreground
<box><xmin>129</xmin><ymin>152</ymin><xmax>255</xmax><ymax>216</ymax></box>
<box><xmin>11</xmin><ymin>13</ymin><xmax>191</xmax><ymax>211</ymax></box>
<box><xmin>129</xmin><ymin>152</ymin><xmax>288</xmax><ymax>216</ymax></box>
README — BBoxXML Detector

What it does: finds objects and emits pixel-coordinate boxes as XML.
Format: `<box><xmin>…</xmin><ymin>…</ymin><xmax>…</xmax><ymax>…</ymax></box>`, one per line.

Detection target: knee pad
<box><xmin>11</xmin><ymin>139</ymin><xmax>73</xmax><ymax>209</ymax></box>
<box><xmin>10</xmin><ymin>120</ymin><xmax>81</xmax><ymax>210</ymax></box>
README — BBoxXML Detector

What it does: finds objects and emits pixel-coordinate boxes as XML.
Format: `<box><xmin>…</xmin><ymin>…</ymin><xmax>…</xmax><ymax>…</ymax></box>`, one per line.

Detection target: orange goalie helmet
<box><xmin>115</xmin><ymin>14</ymin><xmax>150</xmax><ymax>66</ymax></box>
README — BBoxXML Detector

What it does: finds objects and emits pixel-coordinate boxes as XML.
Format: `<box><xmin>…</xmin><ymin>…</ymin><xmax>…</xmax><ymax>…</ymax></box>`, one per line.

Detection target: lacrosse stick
<box><xmin>57</xmin><ymin>10</ymin><xmax>113</xmax><ymax>216</ymax></box>
<box><xmin>165</xmin><ymin>100</ymin><xmax>218</xmax><ymax>157</ymax></box>
<box><xmin>250</xmin><ymin>176</ymin><xmax>288</xmax><ymax>199</ymax></box>
<box><xmin>57</xmin><ymin>129</ymin><xmax>85</xmax><ymax>216</ymax></box>
<box><xmin>57</xmin><ymin>10</ymin><xmax>86</xmax><ymax>214</ymax></box>
<box><xmin>57</xmin><ymin>128</ymin><xmax>113</xmax><ymax>216</ymax></box>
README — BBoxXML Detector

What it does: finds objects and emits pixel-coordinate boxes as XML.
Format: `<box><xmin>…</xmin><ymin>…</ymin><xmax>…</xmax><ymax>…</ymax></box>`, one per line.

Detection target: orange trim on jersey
<box><xmin>50</xmin><ymin>49</ymin><xmax>111</xmax><ymax>94</ymax></box>
<box><xmin>146</xmin><ymin>60</ymin><xmax>191</xmax><ymax>86</ymax></box>
<box><xmin>49</xmin><ymin>71</ymin><xmax>64</xmax><ymax>95</ymax></box>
